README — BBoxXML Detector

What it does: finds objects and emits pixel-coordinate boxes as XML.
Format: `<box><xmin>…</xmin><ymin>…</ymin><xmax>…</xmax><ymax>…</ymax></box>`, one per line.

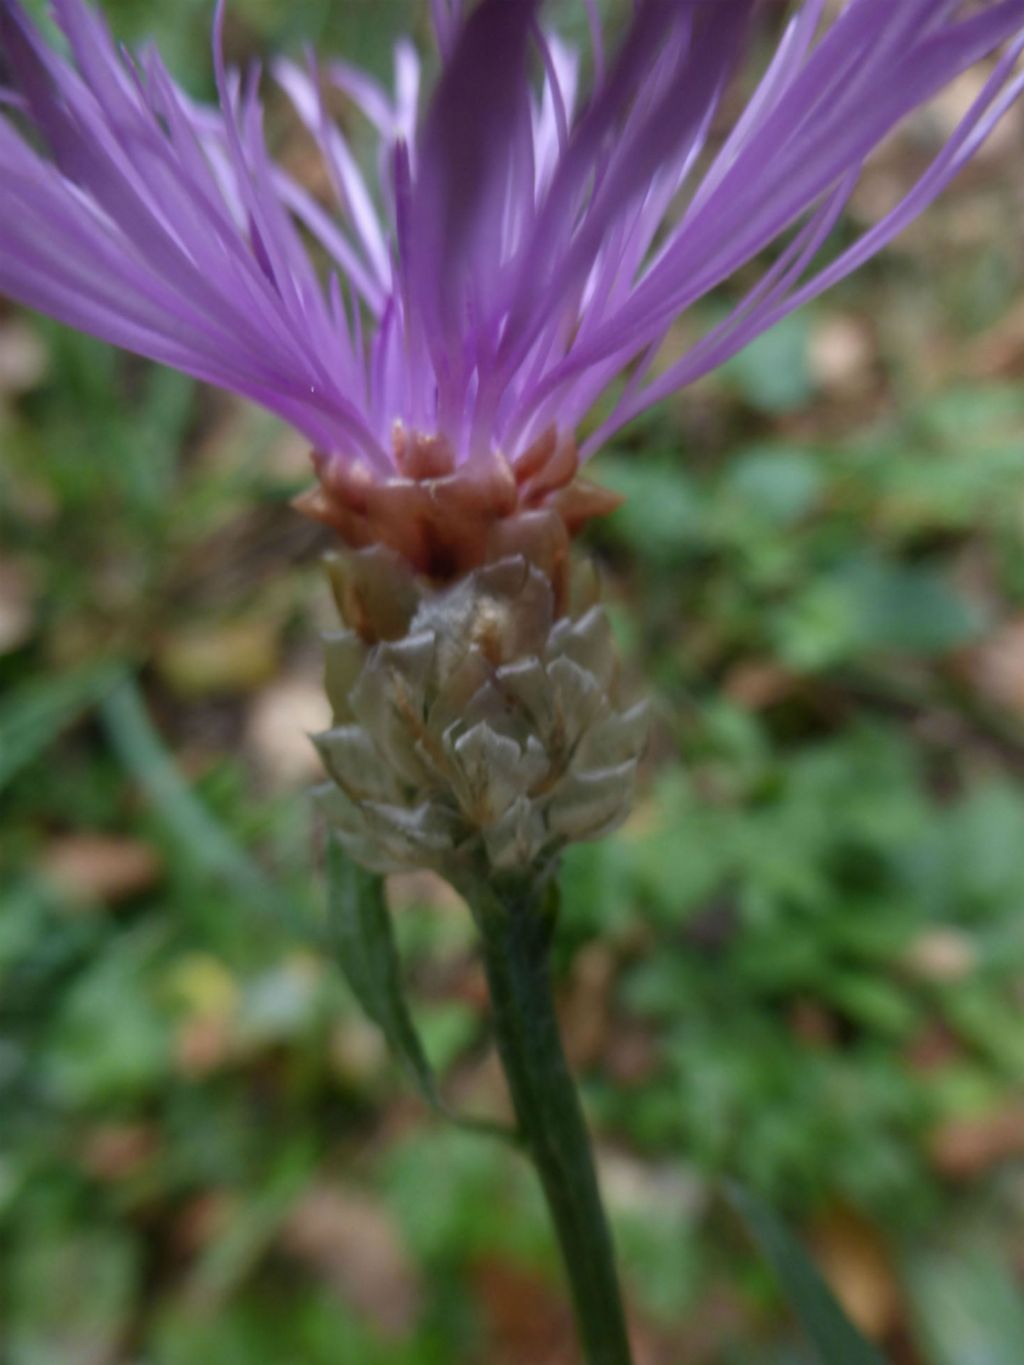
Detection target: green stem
<box><xmin>463</xmin><ymin>872</ymin><xmax>635</xmax><ymax>1365</ymax></box>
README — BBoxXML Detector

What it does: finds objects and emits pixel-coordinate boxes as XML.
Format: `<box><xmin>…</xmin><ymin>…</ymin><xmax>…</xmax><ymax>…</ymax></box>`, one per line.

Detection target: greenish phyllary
<box><xmin>317</xmin><ymin>542</ymin><xmax>649</xmax><ymax>875</ymax></box>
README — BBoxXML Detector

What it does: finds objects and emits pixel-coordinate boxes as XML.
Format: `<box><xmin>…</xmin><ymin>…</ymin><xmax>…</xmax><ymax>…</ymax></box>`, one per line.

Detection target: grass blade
<box><xmin>0</xmin><ymin>659</ymin><xmax>125</xmax><ymax>794</ymax></box>
<box><xmin>100</xmin><ymin>676</ymin><xmax>291</xmax><ymax>926</ymax></box>
<box><xmin>326</xmin><ymin>835</ymin><xmax>444</xmax><ymax>1112</ymax></box>
<box><xmin>727</xmin><ymin>1182</ymin><xmax>886</xmax><ymax>1365</ymax></box>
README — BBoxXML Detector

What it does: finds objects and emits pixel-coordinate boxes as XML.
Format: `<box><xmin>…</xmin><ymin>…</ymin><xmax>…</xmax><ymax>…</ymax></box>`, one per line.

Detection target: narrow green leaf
<box><xmin>909</xmin><ymin>1250</ymin><xmax>1024</xmax><ymax>1365</ymax></box>
<box><xmin>727</xmin><ymin>1182</ymin><xmax>886</xmax><ymax>1365</ymax></box>
<box><xmin>99</xmin><ymin>677</ymin><xmax>292</xmax><ymax>927</ymax></box>
<box><xmin>326</xmin><ymin>841</ymin><xmax>516</xmax><ymax>1144</ymax></box>
<box><xmin>0</xmin><ymin>659</ymin><xmax>125</xmax><ymax>793</ymax></box>
<box><xmin>185</xmin><ymin>1142</ymin><xmax>314</xmax><ymax>1306</ymax></box>
<box><xmin>325</xmin><ymin>835</ymin><xmax>443</xmax><ymax>1112</ymax></box>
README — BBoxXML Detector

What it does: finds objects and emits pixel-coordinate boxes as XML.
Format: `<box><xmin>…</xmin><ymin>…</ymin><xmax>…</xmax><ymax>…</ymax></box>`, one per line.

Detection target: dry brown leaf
<box><xmin>810</xmin><ymin>314</ymin><xmax>876</xmax><ymax>395</ymax></box>
<box><xmin>174</xmin><ymin>1016</ymin><xmax>234</xmax><ymax>1078</ymax></box>
<box><xmin>930</xmin><ymin>68</ymin><xmax>1022</xmax><ymax>158</ymax></box>
<box><xmin>444</xmin><ymin>1045</ymin><xmax>516</xmax><ymax>1129</ymax></box>
<box><xmin>904</xmin><ymin>1019</ymin><xmax>963</xmax><ymax>1074</ymax></box>
<box><xmin>171</xmin><ymin>1191</ymin><xmax>238</xmax><ymax>1258</ymax></box>
<box><xmin>328</xmin><ymin>1017</ymin><xmax>389</xmax><ymax>1085</ymax></box>
<box><xmin>44</xmin><ymin>833</ymin><xmax>162</xmax><ymax>907</ymax></box>
<box><xmin>386</xmin><ymin>869</ymin><xmax>468</xmax><ymax>916</ymax></box>
<box><xmin>282</xmin><ymin>1185</ymin><xmax>421</xmax><ymax>1338</ymax></box>
<box><xmin>0</xmin><ymin>557</ymin><xmax>35</xmax><ymax>654</ymax></box>
<box><xmin>930</xmin><ymin>1106</ymin><xmax>1024</xmax><ymax>1179</ymax></box>
<box><xmin>80</xmin><ymin>1123</ymin><xmax>159</xmax><ymax>1183</ymax></box>
<box><xmin>901</xmin><ymin>928</ymin><xmax>976</xmax><ymax>984</ymax></box>
<box><xmin>811</xmin><ymin>1206</ymin><xmax>901</xmax><ymax>1343</ymax></box>
<box><xmin>246</xmin><ymin>672</ymin><xmax>330</xmax><ymax>788</ymax></box>
<box><xmin>788</xmin><ymin>998</ymin><xmax>841</xmax><ymax>1049</ymax></box>
<box><xmin>599</xmin><ymin>1148</ymin><xmax>705</xmax><ymax>1225</ymax></box>
<box><xmin>605</xmin><ymin>1020</ymin><xmax>659</xmax><ymax>1088</ymax></box>
<box><xmin>471</xmin><ymin>1256</ymin><xmax>575</xmax><ymax>1365</ymax></box>
<box><xmin>723</xmin><ymin>660</ymin><xmax>797</xmax><ymax>711</ymax></box>
<box><xmin>0</xmin><ymin>318</ymin><xmax>48</xmax><ymax>394</ymax></box>
<box><xmin>963</xmin><ymin>617</ymin><xmax>1024</xmax><ymax>716</ymax></box>
<box><xmin>560</xmin><ymin>941</ymin><xmax>616</xmax><ymax>1070</ymax></box>
<box><xmin>473</xmin><ymin>1246</ymin><xmax>691</xmax><ymax>1365</ymax></box>
<box><xmin>963</xmin><ymin>296</ymin><xmax>1024</xmax><ymax>379</ymax></box>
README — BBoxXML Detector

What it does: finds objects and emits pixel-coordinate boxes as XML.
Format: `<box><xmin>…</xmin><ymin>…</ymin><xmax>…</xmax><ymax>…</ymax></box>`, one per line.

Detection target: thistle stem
<box><xmin>464</xmin><ymin>872</ymin><xmax>635</xmax><ymax>1365</ymax></box>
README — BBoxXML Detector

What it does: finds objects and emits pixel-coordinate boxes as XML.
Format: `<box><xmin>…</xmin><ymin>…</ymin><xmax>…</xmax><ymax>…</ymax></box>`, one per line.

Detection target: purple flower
<box><xmin>3</xmin><ymin>0</ymin><xmax>1024</xmax><ymax>562</ymax></box>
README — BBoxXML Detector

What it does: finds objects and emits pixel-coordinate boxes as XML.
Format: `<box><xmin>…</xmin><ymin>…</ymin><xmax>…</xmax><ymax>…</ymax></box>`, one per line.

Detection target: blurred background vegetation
<box><xmin>3</xmin><ymin>1</ymin><xmax>1024</xmax><ymax>1361</ymax></box>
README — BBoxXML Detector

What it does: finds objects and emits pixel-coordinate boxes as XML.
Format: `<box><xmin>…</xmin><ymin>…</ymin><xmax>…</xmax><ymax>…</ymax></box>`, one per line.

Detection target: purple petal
<box><xmin>0</xmin><ymin>0</ymin><xmax>386</xmax><ymax>464</ymax></box>
<box><xmin>4</xmin><ymin>0</ymin><xmax>1024</xmax><ymax>490</ymax></box>
<box><xmin>411</xmin><ymin>0</ymin><xmax>540</xmax><ymax>377</ymax></box>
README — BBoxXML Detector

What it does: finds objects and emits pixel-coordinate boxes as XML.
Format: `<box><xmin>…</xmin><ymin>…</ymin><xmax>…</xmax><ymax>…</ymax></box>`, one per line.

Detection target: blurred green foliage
<box><xmin>2</xmin><ymin>1</ymin><xmax>1024</xmax><ymax>1362</ymax></box>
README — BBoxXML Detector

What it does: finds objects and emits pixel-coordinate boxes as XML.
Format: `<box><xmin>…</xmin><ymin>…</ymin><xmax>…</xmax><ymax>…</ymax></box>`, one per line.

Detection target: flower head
<box><xmin>3</xmin><ymin>0</ymin><xmax>1024</xmax><ymax>570</ymax></box>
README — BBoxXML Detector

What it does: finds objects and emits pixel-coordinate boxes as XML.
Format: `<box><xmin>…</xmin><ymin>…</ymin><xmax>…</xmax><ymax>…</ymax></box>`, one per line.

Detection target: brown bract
<box><xmin>294</xmin><ymin>426</ymin><xmax>622</xmax><ymax>589</ymax></box>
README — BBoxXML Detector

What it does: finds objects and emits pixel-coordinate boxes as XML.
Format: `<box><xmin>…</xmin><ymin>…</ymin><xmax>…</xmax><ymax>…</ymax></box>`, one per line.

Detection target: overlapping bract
<box><xmin>2</xmin><ymin>0</ymin><xmax>1024</xmax><ymax>480</ymax></box>
<box><xmin>316</xmin><ymin>545</ymin><xmax>649</xmax><ymax>874</ymax></box>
